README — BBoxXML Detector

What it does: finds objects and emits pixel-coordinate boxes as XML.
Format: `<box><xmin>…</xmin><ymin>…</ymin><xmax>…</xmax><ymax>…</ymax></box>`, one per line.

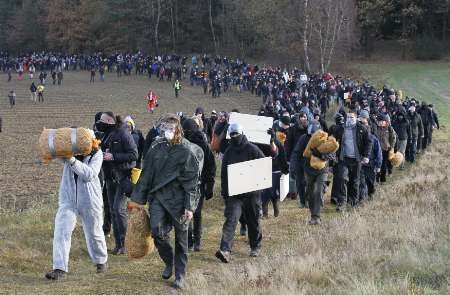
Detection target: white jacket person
<box><xmin>45</xmin><ymin>149</ymin><xmax>108</xmax><ymax>280</ymax></box>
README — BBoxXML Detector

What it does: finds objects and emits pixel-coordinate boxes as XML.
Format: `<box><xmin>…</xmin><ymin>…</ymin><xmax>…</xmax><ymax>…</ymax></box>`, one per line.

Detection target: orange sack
<box><xmin>38</xmin><ymin>127</ymin><xmax>100</xmax><ymax>162</ymax></box>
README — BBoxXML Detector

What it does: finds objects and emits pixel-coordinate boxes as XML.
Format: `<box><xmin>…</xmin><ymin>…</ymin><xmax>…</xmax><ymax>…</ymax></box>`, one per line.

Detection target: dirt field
<box><xmin>0</xmin><ymin>72</ymin><xmax>260</xmax><ymax>212</ymax></box>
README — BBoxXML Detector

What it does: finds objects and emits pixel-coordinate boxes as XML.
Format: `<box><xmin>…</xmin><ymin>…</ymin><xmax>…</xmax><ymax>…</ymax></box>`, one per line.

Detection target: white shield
<box><xmin>228</xmin><ymin>112</ymin><xmax>274</xmax><ymax>145</ymax></box>
<box><xmin>227</xmin><ymin>157</ymin><xmax>272</xmax><ymax>196</ymax></box>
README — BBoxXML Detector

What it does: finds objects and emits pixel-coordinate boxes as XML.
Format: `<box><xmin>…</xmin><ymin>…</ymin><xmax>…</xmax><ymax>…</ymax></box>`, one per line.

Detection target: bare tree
<box><xmin>208</xmin><ymin>0</ymin><xmax>218</xmax><ymax>54</ymax></box>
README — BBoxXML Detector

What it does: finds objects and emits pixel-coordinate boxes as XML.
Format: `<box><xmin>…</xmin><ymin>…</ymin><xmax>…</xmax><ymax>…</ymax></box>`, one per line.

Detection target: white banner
<box><xmin>227</xmin><ymin>112</ymin><xmax>274</xmax><ymax>145</ymax></box>
<box><xmin>279</xmin><ymin>173</ymin><xmax>290</xmax><ymax>202</ymax></box>
<box><xmin>227</xmin><ymin>157</ymin><xmax>272</xmax><ymax>196</ymax></box>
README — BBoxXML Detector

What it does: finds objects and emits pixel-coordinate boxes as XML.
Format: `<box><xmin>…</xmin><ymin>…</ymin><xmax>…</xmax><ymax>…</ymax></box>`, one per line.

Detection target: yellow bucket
<box><xmin>131</xmin><ymin>168</ymin><xmax>142</xmax><ymax>184</ymax></box>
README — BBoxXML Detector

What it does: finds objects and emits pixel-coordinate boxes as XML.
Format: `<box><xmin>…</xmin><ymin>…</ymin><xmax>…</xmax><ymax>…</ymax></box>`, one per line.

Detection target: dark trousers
<box><xmin>359</xmin><ymin>165</ymin><xmax>376</xmax><ymax>201</ymax></box>
<box><xmin>406</xmin><ymin>138</ymin><xmax>418</xmax><ymax>163</ymax></box>
<box><xmin>102</xmin><ymin>185</ymin><xmax>111</xmax><ymax>235</ymax></box>
<box><xmin>106</xmin><ymin>179</ymin><xmax>128</xmax><ymax>248</ymax></box>
<box><xmin>335</xmin><ymin>157</ymin><xmax>361</xmax><ymax>206</ymax></box>
<box><xmin>220</xmin><ymin>194</ymin><xmax>262</xmax><ymax>252</ymax></box>
<box><xmin>188</xmin><ymin>191</ymin><xmax>205</xmax><ymax>247</ymax></box>
<box><xmin>150</xmin><ymin>198</ymin><xmax>188</xmax><ymax>279</ymax></box>
<box><xmin>262</xmin><ymin>172</ymin><xmax>281</xmax><ymax>214</ymax></box>
<box><xmin>378</xmin><ymin>150</ymin><xmax>391</xmax><ymax>183</ymax></box>
<box><xmin>295</xmin><ymin>166</ymin><xmax>307</xmax><ymax>206</ymax></box>
<box><xmin>305</xmin><ymin>172</ymin><xmax>327</xmax><ymax>219</ymax></box>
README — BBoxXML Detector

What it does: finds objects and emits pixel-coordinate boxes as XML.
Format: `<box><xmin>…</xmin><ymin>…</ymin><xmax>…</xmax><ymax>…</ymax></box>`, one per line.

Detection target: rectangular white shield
<box><xmin>227</xmin><ymin>112</ymin><xmax>274</xmax><ymax>145</ymax></box>
<box><xmin>227</xmin><ymin>157</ymin><xmax>272</xmax><ymax>196</ymax></box>
<box><xmin>279</xmin><ymin>173</ymin><xmax>290</xmax><ymax>202</ymax></box>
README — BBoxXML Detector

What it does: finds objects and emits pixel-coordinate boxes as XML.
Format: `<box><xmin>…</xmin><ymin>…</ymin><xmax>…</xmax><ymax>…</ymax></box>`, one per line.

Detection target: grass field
<box><xmin>0</xmin><ymin>63</ymin><xmax>449</xmax><ymax>294</ymax></box>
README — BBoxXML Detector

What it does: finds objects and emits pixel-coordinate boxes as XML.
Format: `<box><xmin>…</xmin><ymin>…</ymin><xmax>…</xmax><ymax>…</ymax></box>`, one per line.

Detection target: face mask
<box><xmin>346</xmin><ymin>116</ymin><xmax>356</xmax><ymax>127</ymax></box>
<box><xmin>96</xmin><ymin>122</ymin><xmax>114</xmax><ymax>133</ymax></box>
<box><xmin>164</xmin><ymin>130</ymin><xmax>175</xmax><ymax>141</ymax></box>
<box><xmin>230</xmin><ymin>134</ymin><xmax>243</xmax><ymax>146</ymax></box>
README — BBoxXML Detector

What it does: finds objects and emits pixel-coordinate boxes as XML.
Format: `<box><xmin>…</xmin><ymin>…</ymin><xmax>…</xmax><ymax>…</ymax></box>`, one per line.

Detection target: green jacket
<box><xmin>131</xmin><ymin>137</ymin><xmax>204</xmax><ymax>223</ymax></box>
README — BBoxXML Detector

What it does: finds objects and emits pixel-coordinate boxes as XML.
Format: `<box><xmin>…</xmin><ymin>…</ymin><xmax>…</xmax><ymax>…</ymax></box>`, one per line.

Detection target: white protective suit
<box><xmin>52</xmin><ymin>150</ymin><xmax>107</xmax><ymax>272</ymax></box>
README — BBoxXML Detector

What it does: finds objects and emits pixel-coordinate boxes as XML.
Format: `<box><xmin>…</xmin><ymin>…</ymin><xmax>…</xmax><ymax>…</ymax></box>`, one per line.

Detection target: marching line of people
<box><xmin>43</xmin><ymin>69</ymin><xmax>439</xmax><ymax>290</ymax></box>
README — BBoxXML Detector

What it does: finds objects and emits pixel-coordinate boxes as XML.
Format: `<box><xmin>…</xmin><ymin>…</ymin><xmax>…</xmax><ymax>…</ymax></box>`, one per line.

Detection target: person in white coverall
<box><xmin>45</xmin><ymin>148</ymin><xmax>108</xmax><ymax>280</ymax></box>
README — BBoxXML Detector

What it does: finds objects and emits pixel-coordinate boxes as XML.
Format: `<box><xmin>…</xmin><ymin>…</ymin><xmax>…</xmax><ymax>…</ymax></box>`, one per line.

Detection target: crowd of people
<box><xmin>3</xmin><ymin>51</ymin><xmax>439</xmax><ymax>289</ymax></box>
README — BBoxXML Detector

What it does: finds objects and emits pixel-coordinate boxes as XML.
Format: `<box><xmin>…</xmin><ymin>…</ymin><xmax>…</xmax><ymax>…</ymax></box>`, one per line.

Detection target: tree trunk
<box><xmin>208</xmin><ymin>0</ymin><xmax>218</xmax><ymax>54</ymax></box>
<box><xmin>302</xmin><ymin>0</ymin><xmax>311</xmax><ymax>73</ymax></box>
<box><xmin>170</xmin><ymin>0</ymin><xmax>176</xmax><ymax>51</ymax></box>
<box><xmin>155</xmin><ymin>0</ymin><xmax>161</xmax><ymax>54</ymax></box>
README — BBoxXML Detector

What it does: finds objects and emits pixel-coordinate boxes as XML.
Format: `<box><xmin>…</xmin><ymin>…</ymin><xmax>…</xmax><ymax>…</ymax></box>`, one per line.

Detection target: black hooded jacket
<box><xmin>221</xmin><ymin>135</ymin><xmax>265</xmax><ymax>198</ymax></box>
<box><xmin>183</xmin><ymin>119</ymin><xmax>216</xmax><ymax>186</ymax></box>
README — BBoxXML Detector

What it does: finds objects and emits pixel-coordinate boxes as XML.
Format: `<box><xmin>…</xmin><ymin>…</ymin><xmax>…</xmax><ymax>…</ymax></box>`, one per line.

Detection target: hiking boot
<box><xmin>111</xmin><ymin>247</ymin><xmax>126</xmax><ymax>255</ymax></box>
<box><xmin>215</xmin><ymin>249</ymin><xmax>231</xmax><ymax>263</ymax></box>
<box><xmin>249</xmin><ymin>248</ymin><xmax>260</xmax><ymax>257</ymax></box>
<box><xmin>240</xmin><ymin>224</ymin><xmax>247</xmax><ymax>236</ymax></box>
<box><xmin>162</xmin><ymin>264</ymin><xmax>173</xmax><ymax>280</ymax></box>
<box><xmin>173</xmin><ymin>276</ymin><xmax>185</xmax><ymax>289</ymax></box>
<box><xmin>308</xmin><ymin>218</ymin><xmax>321</xmax><ymax>225</ymax></box>
<box><xmin>96</xmin><ymin>263</ymin><xmax>107</xmax><ymax>273</ymax></box>
<box><xmin>45</xmin><ymin>269</ymin><xmax>66</xmax><ymax>280</ymax></box>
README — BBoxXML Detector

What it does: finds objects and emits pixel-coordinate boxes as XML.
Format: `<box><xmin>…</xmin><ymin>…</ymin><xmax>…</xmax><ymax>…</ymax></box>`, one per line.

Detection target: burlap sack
<box><xmin>317</xmin><ymin>136</ymin><xmax>339</xmax><ymax>154</ymax></box>
<box><xmin>125</xmin><ymin>207</ymin><xmax>154</xmax><ymax>259</ymax></box>
<box><xmin>38</xmin><ymin>127</ymin><xmax>99</xmax><ymax>162</ymax></box>
<box><xmin>303</xmin><ymin>130</ymin><xmax>328</xmax><ymax>158</ymax></box>
<box><xmin>390</xmin><ymin>152</ymin><xmax>404</xmax><ymax>168</ymax></box>
<box><xmin>310</xmin><ymin>155</ymin><xmax>327</xmax><ymax>170</ymax></box>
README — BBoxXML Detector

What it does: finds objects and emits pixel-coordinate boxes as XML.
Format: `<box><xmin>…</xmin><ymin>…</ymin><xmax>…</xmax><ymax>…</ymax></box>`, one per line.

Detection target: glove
<box><xmin>205</xmin><ymin>182</ymin><xmax>214</xmax><ymax>200</ymax></box>
<box><xmin>375</xmin><ymin>168</ymin><xmax>381</xmax><ymax>173</ymax></box>
<box><xmin>361</xmin><ymin>157</ymin><xmax>369</xmax><ymax>165</ymax></box>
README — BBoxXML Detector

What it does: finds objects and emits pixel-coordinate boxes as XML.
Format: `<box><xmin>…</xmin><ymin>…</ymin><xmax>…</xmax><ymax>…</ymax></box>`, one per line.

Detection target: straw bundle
<box><xmin>389</xmin><ymin>151</ymin><xmax>404</xmax><ymax>168</ymax></box>
<box><xmin>303</xmin><ymin>131</ymin><xmax>339</xmax><ymax>170</ymax></box>
<box><xmin>125</xmin><ymin>207</ymin><xmax>154</xmax><ymax>259</ymax></box>
<box><xmin>38</xmin><ymin>128</ymin><xmax>99</xmax><ymax>162</ymax></box>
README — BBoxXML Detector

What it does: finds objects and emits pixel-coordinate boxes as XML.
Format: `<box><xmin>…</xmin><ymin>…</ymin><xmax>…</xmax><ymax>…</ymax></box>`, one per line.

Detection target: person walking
<box><xmin>45</xmin><ymin>142</ymin><xmax>108</xmax><ymax>280</ymax></box>
<box><xmin>30</xmin><ymin>82</ymin><xmax>37</xmax><ymax>103</ymax></box>
<box><xmin>174</xmin><ymin>79</ymin><xmax>181</xmax><ymax>98</ymax></box>
<box><xmin>95</xmin><ymin>113</ymin><xmax>138</xmax><ymax>255</ymax></box>
<box><xmin>146</xmin><ymin>90</ymin><xmax>158</xmax><ymax>113</ymax></box>
<box><xmin>182</xmin><ymin>118</ymin><xmax>216</xmax><ymax>252</ymax></box>
<box><xmin>8</xmin><ymin>90</ymin><xmax>16</xmax><ymax>108</ymax></box>
<box><xmin>37</xmin><ymin>84</ymin><xmax>45</xmax><ymax>103</ymax></box>
<box><xmin>129</xmin><ymin>114</ymin><xmax>204</xmax><ymax>289</ymax></box>
<box><xmin>216</xmin><ymin>123</ymin><xmax>265</xmax><ymax>263</ymax></box>
<box><xmin>330</xmin><ymin>109</ymin><xmax>372</xmax><ymax>210</ymax></box>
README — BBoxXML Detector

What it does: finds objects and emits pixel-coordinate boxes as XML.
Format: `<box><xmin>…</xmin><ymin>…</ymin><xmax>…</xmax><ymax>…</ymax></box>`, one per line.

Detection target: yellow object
<box><xmin>317</xmin><ymin>135</ymin><xmax>339</xmax><ymax>154</ymax></box>
<box><xmin>125</xmin><ymin>206</ymin><xmax>154</xmax><ymax>259</ymax></box>
<box><xmin>310</xmin><ymin>155</ymin><xmax>327</xmax><ymax>170</ymax></box>
<box><xmin>390</xmin><ymin>152</ymin><xmax>404</xmax><ymax>168</ymax></box>
<box><xmin>303</xmin><ymin>130</ymin><xmax>328</xmax><ymax>158</ymax></box>
<box><xmin>276</xmin><ymin>131</ymin><xmax>287</xmax><ymax>145</ymax></box>
<box><xmin>38</xmin><ymin>127</ymin><xmax>97</xmax><ymax>162</ymax></box>
<box><xmin>303</xmin><ymin>130</ymin><xmax>340</xmax><ymax>170</ymax></box>
<box><xmin>131</xmin><ymin>168</ymin><xmax>142</xmax><ymax>185</ymax></box>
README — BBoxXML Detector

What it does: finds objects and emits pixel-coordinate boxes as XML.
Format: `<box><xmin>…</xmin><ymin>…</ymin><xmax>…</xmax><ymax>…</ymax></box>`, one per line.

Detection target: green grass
<box><xmin>357</xmin><ymin>62</ymin><xmax>450</xmax><ymax>127</ymax></box>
